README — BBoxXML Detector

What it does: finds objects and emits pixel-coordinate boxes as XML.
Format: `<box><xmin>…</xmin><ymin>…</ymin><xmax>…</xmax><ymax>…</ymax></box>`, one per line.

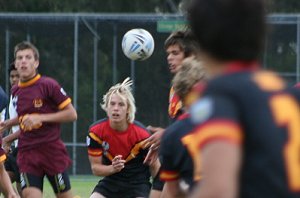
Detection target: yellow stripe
<box><xmin>89</xmin><ymin>132</ymin><xmax>103</xmax><ymax>145</ymax></box>
<box><xmin>58</xmin><ymin>98</ymin><xmax>71</xmax><ymax>110</ymax></box>
<box><xmin>88</xmin><ymin>149</ymin><xmax>102</xmax><ymax>156</ymax></box>
<box><xmin>88</xmin><ymin>133</ymin><xmax>114</xmax><ymax>161</ymax></box>
<box><xmin>193</xmin><ymin>122</ymin><xmax>243</xmax><ymax>148</ymax></box>
<box><xmin>0</xmin><ymin>154</ymin><xmax>7</xmax><ymax>163</ymax></box>
<box><xmin>160</xmin><ymin>171</ymin><xmax>179</xmax><ymax>181</ymax></box>
<box><xmin>19</xmin><ymin>74</ymin><xmax>41</xmax><ymax>87</ymax></box>
<box><xmin>125</xmin><ymin>139</ymin><xmax>147</xmax><ymax>162</ymax></box>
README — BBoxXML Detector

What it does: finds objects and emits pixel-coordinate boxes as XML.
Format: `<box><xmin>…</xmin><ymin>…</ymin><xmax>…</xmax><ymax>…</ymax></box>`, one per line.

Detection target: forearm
<box><xmin>3</xmin><ymin>130</ymin><xmax>20</xmax><ymax>143</ymax></box>
<box><xmin>89</xmin><ymin>155</ymin><xmax>125</xmax><ymax>177</ymax></box>
<box><xmin>5</xmin><ymin>117</ymin><xmax>19</xmax><ymax>128</ymax></box>
<box><xmin>0</xmin><ymin>117</ymin><xmax>19</xmax><ymax>133</ymax></box>
<box><xmin>91</xmin><ymin>164</ymin><xmax>116</xmax><ymax>177</ymax></box>
<box><xmin>40</xmin><ymin>104</ymin><xmax>77</xmax><ymax>123</ymax></box>
<box><xmin>150</xmin><ymin>159</ymin><xmax>160</xmax><ymax>178</ymax></box>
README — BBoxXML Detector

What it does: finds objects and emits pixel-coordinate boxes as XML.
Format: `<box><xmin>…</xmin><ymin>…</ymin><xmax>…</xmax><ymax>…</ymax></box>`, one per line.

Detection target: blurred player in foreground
<box><xmin>0</xmin><ymin>86</ymin><xmax>18</xmax><ymax>198</ymax></box>
<box><xmin>187</xmin><ymin>0</ymin><xmax>300</xmax><ymax>197</ymax></box>
<box><xmin>12</xmin><ymin>41</ymin><xmax>77</xmax><ymax>198</ymax></box>
<box><xmin>159</xmin><ymin>57</ymin><xmax>207</xmax><ymax>197</ymax></box>
<box><xmin>0</xmin><ymin>62</ymin><xmax>22</xmax><ymax>197</ymax></box>
<box><xmin>87</xmin><ymin>78</ymin><xmax>160</xmax><ymax>198</ymax></box>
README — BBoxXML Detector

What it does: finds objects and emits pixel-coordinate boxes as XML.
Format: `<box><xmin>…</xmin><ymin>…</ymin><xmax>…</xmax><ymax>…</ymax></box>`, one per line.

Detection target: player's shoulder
<box><xmin>11</xmin><ymin>84</ymin><xmax>19</xmax><ymax>94</ymax></box>
<box><xmin>207</xmin><ymin>70</ymin><xmax>285</xmax><ymax>95</ymax></box>
<box><xmin>132</xmin><ymin>120</ymin><xmax>147</xmax><ymax>130</ymax></box>
<box><xmin>39</xmin><ymin>76</ymin><xmax>59</xmax><ymax>85</ymax></box>
<box><xmin>207</xmin><ymin>71</ymin><xmax>252</xmax><ymax>93</ymax></box>
<box><xmin>89</xmin><ymin>118</ymin><xmax>108</xmax><ymax>131</ymax></box>
<box><xmin>132</xmin><ymin>120</ymin><xmax>150</xmax><ymax>135</ymax></box>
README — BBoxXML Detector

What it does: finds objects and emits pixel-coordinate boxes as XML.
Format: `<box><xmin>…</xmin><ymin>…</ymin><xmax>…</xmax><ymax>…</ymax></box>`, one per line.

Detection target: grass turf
<box><xmin>43</xmin><ymin>175</ymin><xmax>98</xmax><ymax>198</ymax></box>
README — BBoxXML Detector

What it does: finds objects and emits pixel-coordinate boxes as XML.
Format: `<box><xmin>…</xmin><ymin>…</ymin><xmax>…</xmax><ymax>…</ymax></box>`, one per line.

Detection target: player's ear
<box><xmin>34</xmin><ymin>60</ymin><xmax>39</xmax><ymax>69</ymax></box>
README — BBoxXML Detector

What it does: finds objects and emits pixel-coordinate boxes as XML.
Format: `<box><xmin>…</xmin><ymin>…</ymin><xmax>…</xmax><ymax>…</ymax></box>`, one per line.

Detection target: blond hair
<box><xmin>172</xmin><ymin>57</ymin><xmax>207</xmax><ymax>102</ymax></box>
<box><xmin>101</xmin><ymin>78</ymin><xmax>136</xmax><ymax>123</ymax></box>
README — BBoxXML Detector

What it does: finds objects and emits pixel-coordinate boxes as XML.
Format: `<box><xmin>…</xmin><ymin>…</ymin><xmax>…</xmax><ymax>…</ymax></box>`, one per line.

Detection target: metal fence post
<box><xmin>73</xmin><ymin>15</ymin><xmax>79</xmax><ymax>175</ymax></box>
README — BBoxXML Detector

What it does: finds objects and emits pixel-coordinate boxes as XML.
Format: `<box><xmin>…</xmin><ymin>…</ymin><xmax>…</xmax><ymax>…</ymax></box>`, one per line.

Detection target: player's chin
<box><xmin>110</xmin><ymin>118</ymin><xmax>123</xmax><ymax>124</ymax></box>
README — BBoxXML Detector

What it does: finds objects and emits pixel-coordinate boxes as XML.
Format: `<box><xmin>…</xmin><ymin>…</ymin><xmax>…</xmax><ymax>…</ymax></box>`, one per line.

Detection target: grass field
<box><xmin>0</xmin><ymin>175</ymin><xmax>99</xmax><ymax>198</ymax></box>
<box><xmin>43</xmin><ymin>175</ymin><xmax>98</xmax><ymax>198</ymax></box>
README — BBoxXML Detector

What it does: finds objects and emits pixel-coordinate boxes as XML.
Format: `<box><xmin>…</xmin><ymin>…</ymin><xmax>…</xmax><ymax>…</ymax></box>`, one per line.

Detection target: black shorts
<box><xmin>20</xmin><ymin>170</ymin><xmax>71</xmax><ymax>194</ymax></box>
<box><xmin>4</xmin><ymin>148</ymin><xmax>20</xmax><ymax>183</ymax></box>
<box><xmin>93</xmin><ymin>179</ymin><xmax>151</xmax><ymax>198</ymax></box>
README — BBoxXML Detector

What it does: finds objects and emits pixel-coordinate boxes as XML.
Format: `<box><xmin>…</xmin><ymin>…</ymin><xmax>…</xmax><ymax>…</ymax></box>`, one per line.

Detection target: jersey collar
<box><xmin>19</xmin><ymin>74</ymin><xmax>41</xmax><ymax>88</ymax></box>
<box><xmin>224</xmin><ymin>61</ymin><xmax>259</xmax><ymax>74</ymax></box>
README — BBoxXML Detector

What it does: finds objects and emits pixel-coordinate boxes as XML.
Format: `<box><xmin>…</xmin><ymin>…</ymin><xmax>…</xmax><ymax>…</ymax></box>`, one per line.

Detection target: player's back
<box><xmin>193</xmin><ymin>70</ymin><xmax>300</xmax><ymax>197</ymax></box>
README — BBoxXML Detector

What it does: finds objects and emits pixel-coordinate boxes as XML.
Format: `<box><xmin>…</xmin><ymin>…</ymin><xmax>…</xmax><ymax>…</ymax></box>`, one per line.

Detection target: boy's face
<box><xmin>166</xmin><ymin>44</ymin><xmax>185</xmax><ymax>74</ymax></box>
<box><xmin>107</xmin><ymin>93</ymin><xmax>128</xmax><ymax>125</ymax></box>
<box><xmin>9</xmin><ymin>69</ymin><xmax>19</xmax><ymax>86</ymax></box>
<box><xmin>15</xmin><ymin>48</ymin><xmax>39</xmax><ymax>82</ymax></box>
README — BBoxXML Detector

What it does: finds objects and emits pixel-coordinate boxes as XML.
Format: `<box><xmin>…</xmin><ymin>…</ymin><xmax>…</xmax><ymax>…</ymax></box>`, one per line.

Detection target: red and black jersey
<box><xmin>87</xmin><ymin>118</ymin><xmax>151</xmax><ymax>183</ymax></box>
<box><xmin>190</xmin><ymin>62</ymin><xmax>300</xmax><ymax>197</ymax></box>
<box><xmin>160</xmin><ymin>113</ymin><xmax>200</xmax><ymax>192</ymax></box>
<box><xmin>11</xmin><ymin>74</ymin><xmax>71</xmax><ymax>150</ymax></box>
<box><xmin>168</xmin><ymin>86</ymin><xmax>183</xmax><ymax>120</ymax></box>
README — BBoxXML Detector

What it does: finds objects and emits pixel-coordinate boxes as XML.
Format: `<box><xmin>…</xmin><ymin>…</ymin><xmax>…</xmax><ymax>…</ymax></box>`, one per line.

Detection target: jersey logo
<box><xmin>190</xmin><ymin>97</ymin><xmax>213</xmax><ymax>124</ymax></box>
<box><xmin>33</xmin><ymin>99</ymin><xmax>43</xmax><ymax>108</ymax></box>
<box><xmin>60</xmin><ymin>88</ymin><xmax>67</xmax><ymax>96</ymax></box>
<box><xmin>102</xmin><ymin>141</ymin><xmax>110</xmax><ymax>155</ymax></box>
<box><xmin>86</xmin><ymin>136</ymin><xmax>91</xmax><ymax>146</ymax></box>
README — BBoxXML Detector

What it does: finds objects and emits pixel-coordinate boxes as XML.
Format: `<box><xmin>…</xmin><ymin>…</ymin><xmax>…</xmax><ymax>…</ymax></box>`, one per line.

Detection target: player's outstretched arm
<box><xmin>89</xmin><ymin>155</ymin><xmax>125</xmax><ymax>177</ymax></box>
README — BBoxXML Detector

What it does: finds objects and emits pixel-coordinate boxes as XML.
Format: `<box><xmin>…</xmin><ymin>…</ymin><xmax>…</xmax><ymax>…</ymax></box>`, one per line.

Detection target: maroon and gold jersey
<box><xmin>11</xmin><ymin>74</ymin><xmax>71</xmax><ymax>150</ymax></box>
<box><xmin>190</xmin><ymin>62</ymin><xmax>300</xmax><ymax>197</ymax></box>
<box><xmin>87</xmin><ymin>118</ymin><xmax>151</xmax><ymax>183</ymax></box>
<box><xmin>168</xmin><ymin>86</ymin><xmax>183</xmax><ymax>120</ymax></box>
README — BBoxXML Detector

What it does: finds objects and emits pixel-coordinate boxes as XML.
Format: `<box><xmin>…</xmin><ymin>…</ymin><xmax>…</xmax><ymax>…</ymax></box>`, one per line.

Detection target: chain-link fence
<box><xmin>0</xmin><ymin>13</ymin><xmax>299</xmax><ymax>175</ymax></box>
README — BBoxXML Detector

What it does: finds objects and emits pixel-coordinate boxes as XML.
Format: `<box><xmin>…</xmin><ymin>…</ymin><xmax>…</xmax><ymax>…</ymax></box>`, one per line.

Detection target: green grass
<box><xmin>43</xmin><ymin>175</ymin><xmax>99</xmax><ymax>198</ymax></box>
<box><xmin>0</xmin><ymin>175</ymin><xmax>98</xmax><ymax>198</ymax></box>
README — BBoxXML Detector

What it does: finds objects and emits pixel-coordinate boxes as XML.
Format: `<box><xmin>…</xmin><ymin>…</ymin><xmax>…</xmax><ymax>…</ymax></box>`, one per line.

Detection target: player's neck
<box><xmin>20</xmin><ymin>72</ymin><xmax>38</xmax><ymax>83</ymax></box>
<box><xmin>202</xmin><ymin>56</ymin><xmax>225</xmax><ymax>78</ymax></box>
<box><xmin>110</xmin><ymin>121</ymin><xmax>128</xmax><ymax>132</ymax></box>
